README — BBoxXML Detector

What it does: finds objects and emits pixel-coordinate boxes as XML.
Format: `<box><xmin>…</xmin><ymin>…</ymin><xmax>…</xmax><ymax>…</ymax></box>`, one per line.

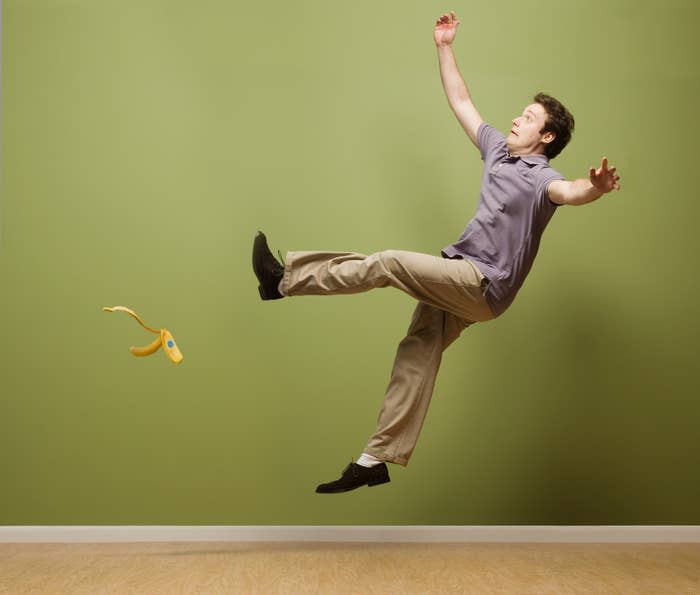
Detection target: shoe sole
<box><xmin>252</xmin><ymin>232</ymin><xmax>277</xmax><ymax>300</ymax></box>
<box><xmin>316</xmin><ymin>476</ymin><xmax>391</xmax><ymax>494</ymax></box>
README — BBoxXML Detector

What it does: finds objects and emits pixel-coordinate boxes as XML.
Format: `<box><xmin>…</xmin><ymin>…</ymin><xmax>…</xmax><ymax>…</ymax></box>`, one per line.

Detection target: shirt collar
<box><xmin>506</xmin><ymin>151</ymin><xmax>550</xmax><ymax>165</ymax></box>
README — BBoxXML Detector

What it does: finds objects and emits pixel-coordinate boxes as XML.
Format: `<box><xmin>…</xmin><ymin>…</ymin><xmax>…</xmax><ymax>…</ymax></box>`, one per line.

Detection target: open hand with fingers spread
<box><xmin>589</xmin><ymin>157</ymin><xmax>622</xmax><ymax>194</ymax></box>
<box><xmin>434</xmin><ymin>11</ymin><xmax>460</xmax><ymax>46</ymax></box>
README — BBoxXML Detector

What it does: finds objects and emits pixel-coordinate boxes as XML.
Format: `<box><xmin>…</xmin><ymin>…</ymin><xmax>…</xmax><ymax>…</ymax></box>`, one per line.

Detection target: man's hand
<box><xmin>589</xmin><ymin>157</ymin><xmax>621</xmax><ymax>194</ymax></box>
<box><xmin>434</xmin><ymin>11</ymin><xmax>460</xmax><ymax>47</ymax></box>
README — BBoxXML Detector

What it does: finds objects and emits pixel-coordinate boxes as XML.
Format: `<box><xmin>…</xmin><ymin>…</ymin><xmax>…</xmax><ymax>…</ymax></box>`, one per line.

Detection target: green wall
<box><xmin>2</xmin><ymin>0</ymin><xmax>699</xmax><ymax>525</ymax></box>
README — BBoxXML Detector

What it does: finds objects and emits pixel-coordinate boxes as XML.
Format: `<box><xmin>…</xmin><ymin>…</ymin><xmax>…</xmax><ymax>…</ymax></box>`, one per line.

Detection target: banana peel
<box><xmin>103</xmin><ymin>306</ymin><xmax>183</xmax><ymax>364</ymax></box>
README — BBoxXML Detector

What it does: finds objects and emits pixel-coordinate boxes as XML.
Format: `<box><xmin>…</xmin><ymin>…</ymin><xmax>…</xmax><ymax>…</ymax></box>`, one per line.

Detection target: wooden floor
<box><xmin>1</xmin><ymin>542</ymin><xmax>699</xmax><ymax>594</ymax></box>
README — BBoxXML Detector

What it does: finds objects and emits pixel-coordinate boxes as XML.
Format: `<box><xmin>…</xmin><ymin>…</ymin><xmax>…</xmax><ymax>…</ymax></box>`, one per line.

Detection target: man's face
<box><xmin>506</xmin><ymin>102</ymin><xmax>555</xmax><ymax>156</ymax></box>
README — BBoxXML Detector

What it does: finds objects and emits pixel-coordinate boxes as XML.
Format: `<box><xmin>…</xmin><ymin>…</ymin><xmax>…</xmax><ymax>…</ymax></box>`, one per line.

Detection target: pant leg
<box><xmin>279</xmin><ymin>249</ymin><xmax>494</xmax><ymax>324</ymax></box>
<box><xmin>362</xmin><ymin>301</ymin><xmax>468</xmax><ymax>466</ymax></box>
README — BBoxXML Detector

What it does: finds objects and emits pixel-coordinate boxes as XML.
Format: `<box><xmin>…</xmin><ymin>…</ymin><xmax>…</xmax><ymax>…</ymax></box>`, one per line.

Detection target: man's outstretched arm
<box><xmin>435</xmin><ymin>11</ymin><xmax>483</xmax><ymax>149</ymax></box>
<box><xmin>549</xmin><ymin>157</ymin><xmax>622</xmax><ymax>206</ymax></box>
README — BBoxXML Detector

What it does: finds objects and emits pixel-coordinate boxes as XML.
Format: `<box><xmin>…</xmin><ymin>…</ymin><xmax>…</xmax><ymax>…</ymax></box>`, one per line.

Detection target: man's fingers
<box><xmin>436</xmin><ymin>12</ymin><xmax>459</xmax><ymax>26</ymax></box>
<box><xmin>436</xmin><ymin>16</ymin><xmax>458</xmax><ymax>28</ymax></box>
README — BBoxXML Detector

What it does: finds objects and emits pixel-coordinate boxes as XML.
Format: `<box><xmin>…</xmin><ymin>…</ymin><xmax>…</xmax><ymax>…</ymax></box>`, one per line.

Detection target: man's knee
<box><xmin>375</xmin><ymin>249</ymin><xmax>404</xmax><ymax>274</ymax></box>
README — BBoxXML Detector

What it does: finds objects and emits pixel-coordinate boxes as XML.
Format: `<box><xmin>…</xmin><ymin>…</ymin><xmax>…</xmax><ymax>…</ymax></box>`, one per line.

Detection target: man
<box><xmin>252</xmin><ymin>11</ymin><xmax>621</xmax><ymax>494</ymax></box>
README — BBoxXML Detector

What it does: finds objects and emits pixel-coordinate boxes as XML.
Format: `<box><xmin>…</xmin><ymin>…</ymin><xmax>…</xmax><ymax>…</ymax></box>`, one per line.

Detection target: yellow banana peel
<box><xmin>103</xmin><ymin>306</ymin><xmax>183</xmax><ymax>364</ymax></box>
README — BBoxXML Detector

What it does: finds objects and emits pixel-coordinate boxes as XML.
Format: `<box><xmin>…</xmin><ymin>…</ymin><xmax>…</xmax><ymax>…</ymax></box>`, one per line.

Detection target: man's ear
<box><xmin>541</xmin><ymin>131</ymin><xmax>556</xmax><ymax>145</ymax></box>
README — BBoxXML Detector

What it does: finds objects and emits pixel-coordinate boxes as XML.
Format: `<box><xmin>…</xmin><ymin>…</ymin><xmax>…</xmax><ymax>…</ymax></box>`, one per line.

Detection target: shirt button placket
<box><xmin>490</xmin><ymin>162</ymin><xmax>504</xmax><ymax>176</ymax></box>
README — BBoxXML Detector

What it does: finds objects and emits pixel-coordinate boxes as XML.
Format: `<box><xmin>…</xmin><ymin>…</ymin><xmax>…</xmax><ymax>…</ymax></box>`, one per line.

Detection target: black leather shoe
<box><xmin>252</xmin><ymin>231</ymin><xmax>285</xmax><ymax>300</ymax></box>
<box><xmin>315</xmin><ymin>461</ymin><xmax>390</xmax><ymax>493</ymax></box>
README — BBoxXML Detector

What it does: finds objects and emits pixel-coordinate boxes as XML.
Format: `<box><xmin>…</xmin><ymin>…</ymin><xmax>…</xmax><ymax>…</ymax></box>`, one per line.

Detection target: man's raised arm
<box><xmin>435</xmin><ymin>11</ymin><xmax>483</xmax><ymax>149</ymax></box>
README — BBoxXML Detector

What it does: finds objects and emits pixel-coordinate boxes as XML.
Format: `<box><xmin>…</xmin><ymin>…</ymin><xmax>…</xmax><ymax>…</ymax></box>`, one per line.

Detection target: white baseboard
<box><xmin>1</xmin><ymin>526</ymin><xmax>699</xmax><ymax>543</ymax></box>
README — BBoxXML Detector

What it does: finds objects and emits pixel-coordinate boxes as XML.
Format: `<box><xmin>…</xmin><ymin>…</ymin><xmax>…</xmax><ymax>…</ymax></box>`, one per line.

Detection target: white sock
<box><xmin>277</xmin><ymin>279</ymin><xmax>285</xmax><ymax>296</ymax></box>
<box><xmin>356</xmin><ymin>453</ymin><xmax>383</xmax><ymax>468</ymax></box>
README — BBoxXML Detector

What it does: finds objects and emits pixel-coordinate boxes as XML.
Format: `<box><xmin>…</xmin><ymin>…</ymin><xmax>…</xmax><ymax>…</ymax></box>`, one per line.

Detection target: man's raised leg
<box><xmin>279</xmin><ymin>248</ymin><xmax>493</xmax><ymax>323</ymax></box>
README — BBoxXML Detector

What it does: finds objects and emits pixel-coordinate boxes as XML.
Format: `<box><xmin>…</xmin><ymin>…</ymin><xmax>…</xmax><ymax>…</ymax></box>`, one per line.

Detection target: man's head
<box><xmin>506</xmin><ymin>92</ymin><xmax>575</xmax><ymax>160</ymax></box>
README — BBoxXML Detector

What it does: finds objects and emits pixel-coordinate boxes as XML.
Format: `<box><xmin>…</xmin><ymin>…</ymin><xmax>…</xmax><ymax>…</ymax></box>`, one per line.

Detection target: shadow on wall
<box><xmin>404</xmin><ymin>268</ymin><xmax>698</xmax><ymax>524</ymax></box>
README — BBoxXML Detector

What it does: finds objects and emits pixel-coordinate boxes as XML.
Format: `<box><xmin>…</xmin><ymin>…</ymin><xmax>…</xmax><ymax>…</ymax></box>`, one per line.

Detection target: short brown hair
<box><xmin>534</xmin><ymin>92</ymin><xmax>575</xmax><ymax>160</ymax></box>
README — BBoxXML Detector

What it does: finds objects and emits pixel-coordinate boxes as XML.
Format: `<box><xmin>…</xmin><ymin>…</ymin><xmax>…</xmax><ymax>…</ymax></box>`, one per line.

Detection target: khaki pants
<box><xmin>279</xmin><ymin>249</ymin><xmax>496</xmax><ymax>466</ymax></box>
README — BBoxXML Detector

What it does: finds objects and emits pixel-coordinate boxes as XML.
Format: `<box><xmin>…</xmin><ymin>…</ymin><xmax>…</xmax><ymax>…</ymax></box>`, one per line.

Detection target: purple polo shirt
<box><xmin>441</xmin><ymin>122</ymin><xmax>566</xmax><ymax>318</ymax></box>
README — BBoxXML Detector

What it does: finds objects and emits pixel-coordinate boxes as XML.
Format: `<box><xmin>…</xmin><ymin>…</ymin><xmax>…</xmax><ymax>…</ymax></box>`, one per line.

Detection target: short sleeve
<box><xmin>477</xmin><ymin>122</ymin><xmax>506</xmax><ymax>162</ymax></box>
<box><xmin>535</xmin><ymin>166</ymin><xmax>566</xmax><ymax>208</ymax></box>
